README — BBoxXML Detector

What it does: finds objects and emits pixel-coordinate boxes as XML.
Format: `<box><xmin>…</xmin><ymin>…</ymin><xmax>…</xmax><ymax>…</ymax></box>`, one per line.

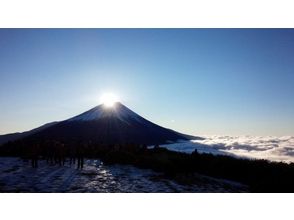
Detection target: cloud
<box><xmin>161</xmin><ymin>136</ymin><xmax>294</xmax><ymax>163</ymax></box>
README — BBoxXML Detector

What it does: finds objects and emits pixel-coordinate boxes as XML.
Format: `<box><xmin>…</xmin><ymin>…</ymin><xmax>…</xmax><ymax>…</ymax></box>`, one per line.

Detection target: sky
<box><xmin>0</xmin><ymin>29</ymin><xmax>294</xmax><ymax>136</ymax></box>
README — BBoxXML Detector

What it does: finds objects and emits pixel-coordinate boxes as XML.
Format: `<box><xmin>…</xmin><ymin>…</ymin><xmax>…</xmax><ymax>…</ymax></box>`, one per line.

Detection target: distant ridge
<box><xmin>0</xmin><ymin>122</ymin><xmax>58</xmax><ymax>145</ymax></box>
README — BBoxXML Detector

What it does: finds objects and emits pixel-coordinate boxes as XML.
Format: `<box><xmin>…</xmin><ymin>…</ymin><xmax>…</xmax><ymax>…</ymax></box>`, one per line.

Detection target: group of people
<box><xmin>16</xmin><ymin>140</ymin><xmax>150</xmax><ymax>169</ymax></box>
<box><xmin>23</xmin><ymin>140</ymin><xmax>86</xmax><ymax>169</ymax></box>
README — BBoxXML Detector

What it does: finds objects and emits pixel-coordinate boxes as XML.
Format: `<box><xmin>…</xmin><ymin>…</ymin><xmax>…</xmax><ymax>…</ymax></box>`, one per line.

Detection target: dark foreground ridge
<box><xmin>99</xmin><ymin>146</ymin><xmax>294</xmax><ymax>192</ymax></box>
<box><xmin>1</xmin><ymin>141</ymin><xmax>294</xmax><ymax>192</ymax></box>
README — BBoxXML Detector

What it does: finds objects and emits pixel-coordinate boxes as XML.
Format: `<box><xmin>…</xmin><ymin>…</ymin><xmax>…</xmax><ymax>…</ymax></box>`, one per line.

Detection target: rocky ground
<box><xmin>0</xmin><ymin>157</ymin><xmax>248</xmax><ymax>193</ymax></box>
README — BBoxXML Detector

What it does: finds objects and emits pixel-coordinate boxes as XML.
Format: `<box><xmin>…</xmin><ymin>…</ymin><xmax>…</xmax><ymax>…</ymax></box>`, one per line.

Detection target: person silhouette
<box><xmin>77</xmin><ymin>141</ymin><xmax>85</xmax><ymax>170</ymax></box>
<box><xmin>31</xmin><ymin>142</ymin><xmax>40</xmax><ymax>168</ymax></box>
<box><xmin>69</xmin><ymin>142</ymin><xmax>77</xmax><ymax>166</ymax></box>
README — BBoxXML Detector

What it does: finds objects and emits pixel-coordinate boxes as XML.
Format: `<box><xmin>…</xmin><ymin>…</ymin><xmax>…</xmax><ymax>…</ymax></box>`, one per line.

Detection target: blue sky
<box><xmin>0</xmin><ymin>29</ymin><xmax>294</xmax><ymax>136</ymax></box>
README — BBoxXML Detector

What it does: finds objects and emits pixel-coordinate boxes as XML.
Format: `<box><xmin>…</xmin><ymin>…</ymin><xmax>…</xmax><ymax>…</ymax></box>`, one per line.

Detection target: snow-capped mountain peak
<box><xmin>66</xmin><ymin>102</ymin><xmax>144</xmax><ymax>123</ymax></box>
<box><xmin>1</xmin><ymin>102</ymin><xmax>195</xmax><ymax>145</ymax></box>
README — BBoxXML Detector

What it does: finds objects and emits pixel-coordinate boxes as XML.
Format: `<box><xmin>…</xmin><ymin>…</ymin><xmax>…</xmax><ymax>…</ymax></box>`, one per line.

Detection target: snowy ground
<box><xmin>161</xmin><ymin>135</ymin><xmax>294</xmax><ymax>163</ymax></box>
<box><xmin>0</xmin><ymin>157</ymin><xmax>247</xmax><ymax>193</ymax></box>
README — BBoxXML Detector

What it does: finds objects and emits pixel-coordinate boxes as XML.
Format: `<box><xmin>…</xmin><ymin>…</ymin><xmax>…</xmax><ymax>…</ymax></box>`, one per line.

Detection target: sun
<box><xmin>100</xmin><ymin>93</ymin><xmax>119</xmax><ymax>107</ymax></box>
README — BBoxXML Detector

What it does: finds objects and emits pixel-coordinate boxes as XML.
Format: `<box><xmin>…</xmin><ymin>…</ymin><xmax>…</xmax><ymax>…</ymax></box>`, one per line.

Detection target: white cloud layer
<box><xmin>162</xmin><ymin>136</ymin><xmax>294</xmax><ymax>163</ymax></box>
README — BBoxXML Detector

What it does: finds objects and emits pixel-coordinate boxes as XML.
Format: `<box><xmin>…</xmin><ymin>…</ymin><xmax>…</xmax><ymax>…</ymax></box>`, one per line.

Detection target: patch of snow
<box><xmin>67</xmin><ymin>103</ymin><xmax>146</xmax><ymax>124</ymax></box>
<box><xmin>0</xmin><ymin>157</ymin><xmax>247</xmax><ymax>192</ymax></box>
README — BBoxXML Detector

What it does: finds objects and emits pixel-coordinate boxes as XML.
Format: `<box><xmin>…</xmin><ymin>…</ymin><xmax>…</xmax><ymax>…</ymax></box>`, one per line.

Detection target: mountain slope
<box><xmin>0</xmin><ymin>122</ymin><xmax>58</xmax><ymax>145</ymax></box>
<box><xmin>22</xmin><ymin>102</ymin><xmax>198</xmax><ymax>145</ymax></box>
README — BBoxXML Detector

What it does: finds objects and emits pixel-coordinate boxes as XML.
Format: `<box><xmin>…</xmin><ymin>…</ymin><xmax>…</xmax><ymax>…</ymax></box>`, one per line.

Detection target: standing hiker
<box><xmin>77</xmin><ymin>141</ymin><xmax>85</xmax><ymax>169</ymax></box>
<box><xmin>31</xmin><ymin>142</ymin><xmax>40</xmax><ymax>168</ymax></box>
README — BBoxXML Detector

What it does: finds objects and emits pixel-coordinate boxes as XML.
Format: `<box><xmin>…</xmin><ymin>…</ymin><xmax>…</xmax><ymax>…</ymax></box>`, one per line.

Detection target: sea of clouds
<box><xmin>161</xmin><ymin>136</ymin><xmax>294</xmax><ymax>163</ymax></box>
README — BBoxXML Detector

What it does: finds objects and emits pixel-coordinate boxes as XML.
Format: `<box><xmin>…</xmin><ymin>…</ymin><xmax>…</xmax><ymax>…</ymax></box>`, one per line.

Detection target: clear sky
<box><xmin>0</xmin><ymin>29</ymin><xmax>294</xmax><ymax>136</ymax></box>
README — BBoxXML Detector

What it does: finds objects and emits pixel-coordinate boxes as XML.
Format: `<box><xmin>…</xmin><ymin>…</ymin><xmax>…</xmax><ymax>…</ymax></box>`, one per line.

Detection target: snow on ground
<box><xmin>0</xmin><ymin>157</ymin><xmax>247</xmax><ymax>192</ymax></box>
<box><xmin>161</xmin><ymin>136</ymin><xmax>294</xmax><ymax>163</ymax></box>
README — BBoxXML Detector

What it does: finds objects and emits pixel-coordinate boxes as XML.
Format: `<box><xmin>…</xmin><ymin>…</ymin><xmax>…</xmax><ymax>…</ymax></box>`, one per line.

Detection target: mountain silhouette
<box><xmin>0</xmin><ymin>102</ymin><xmax>199</xmax><ymax>145</ymax></box>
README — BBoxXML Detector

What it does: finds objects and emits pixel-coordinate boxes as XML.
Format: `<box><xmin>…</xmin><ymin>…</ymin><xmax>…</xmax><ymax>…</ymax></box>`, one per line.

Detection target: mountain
<box><xmin>1</xmin><ymin>102</ymin><xmax>200</xmax><ymax>145</ymax></box>
<box><xmin>0</xmin><ymin>122</ymin><xmax>58</xmax><ymax>145</ymax></box>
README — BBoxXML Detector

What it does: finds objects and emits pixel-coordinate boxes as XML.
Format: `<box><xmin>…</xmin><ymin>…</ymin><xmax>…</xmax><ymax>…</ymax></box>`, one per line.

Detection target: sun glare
<box><xmin>100</xmin><ymin>93</ymin><xmax>119</xmax><ymax>107</ymax></box>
